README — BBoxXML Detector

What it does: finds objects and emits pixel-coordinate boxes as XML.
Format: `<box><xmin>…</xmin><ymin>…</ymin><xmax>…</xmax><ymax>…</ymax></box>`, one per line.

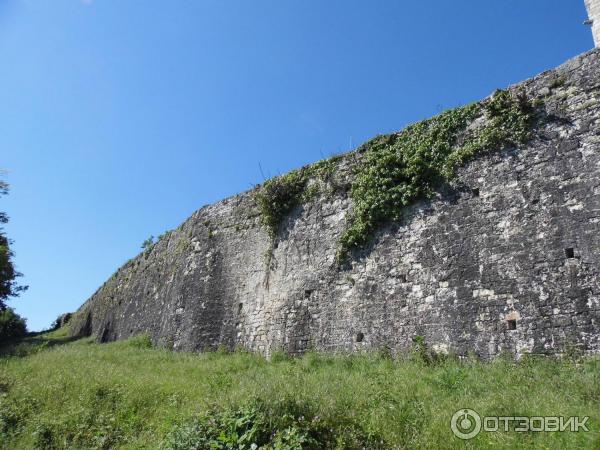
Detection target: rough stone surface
<box><xmin>70</xmin><ymin>49</ymin><xmax>600</xmax><ymax>359</ymax></box>
<box><xmin>586</xmin><ymin>0</ymin><xmax>600</xmax><ymax>47</ymax></box>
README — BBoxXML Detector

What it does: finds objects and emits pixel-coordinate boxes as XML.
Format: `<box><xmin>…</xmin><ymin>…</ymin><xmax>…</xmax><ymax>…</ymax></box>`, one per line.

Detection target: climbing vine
<box><xmin>337</xmin><ymin>89</ymin><xmax>535</xmax><ymax>261</ymax></box>
<box><xmin>254</xmin><ymin>157</ymin><xmax>341</xmax><ymax>239</ymax></box>
<box><xmin>254</xmin><ymin>89</ymin><xmax>536</xmax><ymax>265</ymax></box>
<box><xmin>255</xmin><ymin>168</ymin><xmax>310</xmax><ymax>239</ymax></box>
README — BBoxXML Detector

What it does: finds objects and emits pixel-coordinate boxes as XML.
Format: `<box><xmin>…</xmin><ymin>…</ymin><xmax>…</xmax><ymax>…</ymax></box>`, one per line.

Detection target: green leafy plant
<box><xmin>162</xmin><ymin>404</ymin><xmax>271</xmax><ymax>450</ymax></box>
<box><xmin>549</xmin><ymin>76</ymin><xmax>567</xmax><ymax>90</ymax></box>
<box><xmin>253</xmin><ymin>92</ymin><xmax>535</xmax><ymax>264</ymax></box>
<box><xmin>255</xmin><ymin>169</ymin><xmax>312</xmax><ymax>240</ymax></box>
<box><xmin>141</xmin><ymin>236</ymin><xmax>155</xmax><ymax>251</ymax></box>
<box><xmin>162</xmin><ymin>400</ymin><xmax>377</xmax><ymax>450</ymax></box>
<box><xmin>255</xmin><ymin>157</ymin><xmax>342</xmax><ymax>241</ymax></box>
<box><xmin>125</xmin><ymin>333</ymin><xmax>153</xmax><ymax>349</ymax></box>
<box><xmin>337</xmin><ymin>89</ymin><xmax>535</xmax><ymax>260</ymax></box>
<box><xmin>0</xmin><ymin>308</ymin><xmax>27</xmax><ymax>343</ymax></box>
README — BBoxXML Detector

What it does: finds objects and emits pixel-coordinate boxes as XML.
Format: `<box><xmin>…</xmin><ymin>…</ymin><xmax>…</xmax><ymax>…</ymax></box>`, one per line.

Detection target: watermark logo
<box><xmin>451</xmin><ymin>409</ymin><xmax>482</xmax><ymax>440</ymax></box>
<box><xmin>451</xmin><ymin>409</ymin><xmax>590</xmax><ymax>439</ymax></box>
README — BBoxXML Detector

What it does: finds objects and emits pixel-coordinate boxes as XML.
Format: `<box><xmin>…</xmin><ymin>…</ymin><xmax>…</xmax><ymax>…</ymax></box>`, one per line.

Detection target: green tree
<box><xmin>141</xmin><ymin>235</ymin><xmax>155</xmax><ymax>251</ymax></box>
<box><xmin>0</xmin><ymin>307</ymin><xmax>26</xmax><ymax>340</ymax></box>
<box><xmin>0</xmin><ymin>178</ymin><xmax>27</xmax><ymax>311</ymax></box>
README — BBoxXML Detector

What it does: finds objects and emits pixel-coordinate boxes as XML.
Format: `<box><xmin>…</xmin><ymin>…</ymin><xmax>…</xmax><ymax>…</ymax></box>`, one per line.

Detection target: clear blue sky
<box><xmin>1</xmin><ymin>0</ymin><xmax>594</xmax><ymax>331</ymax></box>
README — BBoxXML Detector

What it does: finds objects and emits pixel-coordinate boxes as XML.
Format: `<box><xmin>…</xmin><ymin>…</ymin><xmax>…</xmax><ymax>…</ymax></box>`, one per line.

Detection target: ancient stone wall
<box><xmin>70</xmin><ymin>49</ymin><xmax>600</xmax><ymax>359</ymax></box>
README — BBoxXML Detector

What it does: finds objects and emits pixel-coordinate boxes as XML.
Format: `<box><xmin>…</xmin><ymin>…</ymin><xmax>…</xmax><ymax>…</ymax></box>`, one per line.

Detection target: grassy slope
<box><xmin>0</xmin><ymin>330</ymin><xmax>599</xmax><ymax>449</ymax></box>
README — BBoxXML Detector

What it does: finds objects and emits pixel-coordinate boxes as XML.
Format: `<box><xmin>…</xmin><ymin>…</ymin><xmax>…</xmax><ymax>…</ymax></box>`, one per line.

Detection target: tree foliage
<box><xmin>0</xmin><ymin>177</ymin><xmax>27</xmax><ymax>311</ymax></box>
<box><xmin>0</xmin><ymin>307</ymin><xmax>27</xmax><ymax>341</ymax></box>
<box><xmin>141</xmin><ymin>235</ymin><xmax>155</xmax><ymax>251</ymax></box>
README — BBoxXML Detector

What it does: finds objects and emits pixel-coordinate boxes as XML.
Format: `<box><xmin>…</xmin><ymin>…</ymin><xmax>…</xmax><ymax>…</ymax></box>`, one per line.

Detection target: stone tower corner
<box><xmin>585</xmin><ymin>0</ymin><xmax>600</xmax><ymax>46</ymax></box>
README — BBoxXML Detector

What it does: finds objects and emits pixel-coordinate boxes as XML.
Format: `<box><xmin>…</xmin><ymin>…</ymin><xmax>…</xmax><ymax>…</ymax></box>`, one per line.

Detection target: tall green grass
<box><xmin>0</xmin><ymin>330</ymin><xmax>598</xmax><ymax>449</ymax></box>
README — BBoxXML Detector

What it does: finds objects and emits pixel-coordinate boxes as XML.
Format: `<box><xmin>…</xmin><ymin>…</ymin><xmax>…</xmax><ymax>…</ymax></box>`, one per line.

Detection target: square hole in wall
<box><xmin>356</xmin><ymin>332</ymin><xmax>364</xmax><ymax>342</ymax></box>
<box><xmin>565</xmin><ymin>248</ymin><xmax>575</xmax><ymax>259</ymax></box>
<box><xmin>507</xmin><ymin>319</ymin><xmax>517</xmax><ymax>331</ymax></box>
<box><xmin>472</xmin><ymin>188</ymin><xmax>480</xmax><ymax>197</ymax></box>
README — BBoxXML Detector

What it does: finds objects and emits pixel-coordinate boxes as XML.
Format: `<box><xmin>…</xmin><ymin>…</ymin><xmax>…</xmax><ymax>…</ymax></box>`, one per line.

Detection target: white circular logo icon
<box><xmin>451</xmin><ymin>408</ymin><xmax>482</xmax><ymax>439</ymax></box>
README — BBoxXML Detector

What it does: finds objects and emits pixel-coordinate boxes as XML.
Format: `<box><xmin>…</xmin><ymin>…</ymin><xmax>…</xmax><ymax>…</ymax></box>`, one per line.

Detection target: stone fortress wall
<box><xmin>70</xmin><ymin>49</ymin><xmax>600</xmax><ymax>359</ymax></box>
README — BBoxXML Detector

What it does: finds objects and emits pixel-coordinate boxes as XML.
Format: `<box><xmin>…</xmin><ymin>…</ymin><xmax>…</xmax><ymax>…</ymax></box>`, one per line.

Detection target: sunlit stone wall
<box><xmin>585</xmin><ymin>0</ymin><xmax>600</xmax><ymax>46</ymax></box>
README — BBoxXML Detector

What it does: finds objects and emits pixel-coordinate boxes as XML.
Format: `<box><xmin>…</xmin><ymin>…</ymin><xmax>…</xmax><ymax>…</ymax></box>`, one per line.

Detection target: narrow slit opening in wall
<box><xmin>238</xmin><ymin>303</ymin><xmax>243</xmax><ymax>313</ymax></box>
<box><xmin>507</xmin><ymin>319</ymin><xmax>517</xmax><ymax>331</ymax></box>
<box><xmin>565</xmin><ymin>248</ymin><xmax>575</xmax><ymax>259</ymax></box>
<box><xmin>356</xmin><ymin>332</ymin><xmax>364</xmax><ymax>343</ymax></box>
